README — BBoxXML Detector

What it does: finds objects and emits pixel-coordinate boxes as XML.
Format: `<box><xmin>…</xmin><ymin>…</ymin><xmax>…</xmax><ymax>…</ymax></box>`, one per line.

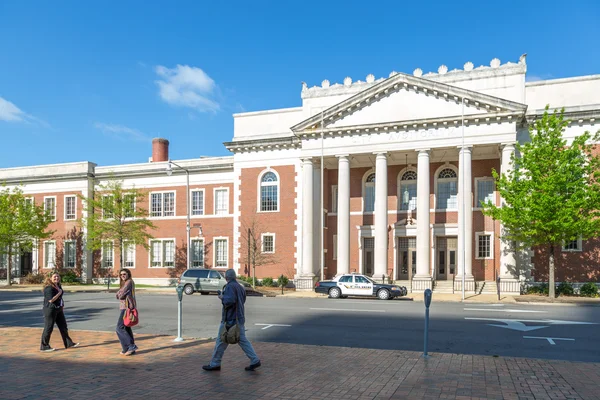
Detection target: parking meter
<box><xmin>176</xmin><ymin>285</ymin><xmax>184</xmax><ymax>302</ymax></box>
<box><xmin>174</xmin><ymin>286</ymin><xmax>184</xmax><ymax>342</ymax></box>
<box><xmin>423</xmin><ymin>288</ymin><xmax>432</xmax><ymax>357</ymax></box>
<box><xmin>496</xmin><ymin>276</ymin><xmax>501</xmax><ymax>301</ymax></box>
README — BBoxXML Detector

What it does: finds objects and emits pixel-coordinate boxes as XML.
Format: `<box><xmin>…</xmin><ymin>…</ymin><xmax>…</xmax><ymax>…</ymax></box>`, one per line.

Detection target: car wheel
<box><xmin>183</xmin><ymin>285</ymin><xmax>194</xmax><ymax>295</ymax></box>
<box><xmin>329</xmin><ymin>287</ymin><xmax>341</xmax><ymax>299</ymax></box>
<box><xmin>377</xmin><ymin>289</ymin><xmax>390</xmax><ymax>300</ymax></box>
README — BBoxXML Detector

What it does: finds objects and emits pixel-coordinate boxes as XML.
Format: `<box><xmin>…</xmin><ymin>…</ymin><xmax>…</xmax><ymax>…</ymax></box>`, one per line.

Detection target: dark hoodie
<box><xmin>221</xmin><ymin>279</ymin><xmax>246</xmax><ymax>326</ymax></box>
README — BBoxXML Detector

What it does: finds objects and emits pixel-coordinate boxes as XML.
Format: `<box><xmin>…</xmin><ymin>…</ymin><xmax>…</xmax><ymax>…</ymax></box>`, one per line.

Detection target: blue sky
<box><xmin>0</xmin><ymin>0</ymin><xmax>598</xmax><ymax>168</ymax></box>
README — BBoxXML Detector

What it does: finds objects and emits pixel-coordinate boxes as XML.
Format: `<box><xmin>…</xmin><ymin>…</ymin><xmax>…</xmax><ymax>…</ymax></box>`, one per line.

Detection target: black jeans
<box><xmin>41</xmin><ymin>306</ymin><xmax>75</xmax><ymax>350</ymax></box>
<box><xmin>116</xmin><ymin>309</ymin><xmax>135</xmax><ymax>352</ymax></box>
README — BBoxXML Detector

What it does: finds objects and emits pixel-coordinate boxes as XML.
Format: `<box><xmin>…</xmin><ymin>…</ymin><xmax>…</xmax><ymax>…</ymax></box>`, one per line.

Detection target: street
<box><xmin>1</xmin><ymin>291</ymin><xmax>599</xmax><ymax>362</ymax></box>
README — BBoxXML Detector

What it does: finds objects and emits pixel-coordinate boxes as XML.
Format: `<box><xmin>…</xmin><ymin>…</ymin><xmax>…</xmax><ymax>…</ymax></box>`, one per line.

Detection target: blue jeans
<box><xmin>209</xmin><ymin>323</ymin><xmax>260</xmax><ymax>367</ymax></box>
<box><xmin>116</xmin><ymin>309</ymin><xmax>135</xmax><ymax>352</ymax></box>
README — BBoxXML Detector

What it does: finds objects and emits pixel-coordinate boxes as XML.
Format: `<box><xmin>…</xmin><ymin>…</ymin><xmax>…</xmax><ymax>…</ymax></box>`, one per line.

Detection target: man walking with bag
<box><xmin>203</xmin><ymin>269</ymin><xmax>261</xmax><ymax>372</ymax></box>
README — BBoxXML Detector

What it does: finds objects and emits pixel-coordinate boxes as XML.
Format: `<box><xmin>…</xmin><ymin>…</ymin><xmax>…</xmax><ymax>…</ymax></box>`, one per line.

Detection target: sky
<box><xmin>0</xmin><ymin>0</ymin><xmax>599</xmax><ymax>168</ymax></box>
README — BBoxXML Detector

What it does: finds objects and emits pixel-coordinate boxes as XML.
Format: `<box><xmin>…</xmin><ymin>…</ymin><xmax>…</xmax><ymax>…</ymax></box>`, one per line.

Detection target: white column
<box><xmin>337</xmin><ymin>155</ymin><xmax>351</xmax><ymax>275</ymax></box>
<box><xmin>300</xmin><ymin>158</ymin><xmax>315</xmax><ymax>287</ymax></box>
<box><xmin>415</xmin><ymin>149</ymin><xmax>431</xmax><ymax>281</ymax></box>
<box><xmin>313</xmin><ymin>160</ymin><xmax>321</xmax><ymax>275</ymax></box>
<box><xmin>374</xmin><ymin>152</ymin><xmax>388</xmax><ymax>279</ymax></box>
<box><xmin>458</xmin><ymin>146</ymin><xmax>474</xmax><ymax>281</ymax></box>
<box><xmin>500</xmin><ymin>143</ymin><xmax>517</xmax><ymax>278</ymax></box>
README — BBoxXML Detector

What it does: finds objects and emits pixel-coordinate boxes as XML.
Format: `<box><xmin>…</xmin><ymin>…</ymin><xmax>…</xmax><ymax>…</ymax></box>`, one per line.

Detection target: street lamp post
<box><xmin>166</xmin><ymin>160</ymin><xmax>191</xmax><ymax>270</ymax></box>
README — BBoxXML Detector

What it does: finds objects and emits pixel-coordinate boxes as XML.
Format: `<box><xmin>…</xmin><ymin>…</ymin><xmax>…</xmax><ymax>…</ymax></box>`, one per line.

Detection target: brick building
<box><xmin>1</xmin><ymin>55</ymin><xmax>599</xmax><ymax>293</ymax></box>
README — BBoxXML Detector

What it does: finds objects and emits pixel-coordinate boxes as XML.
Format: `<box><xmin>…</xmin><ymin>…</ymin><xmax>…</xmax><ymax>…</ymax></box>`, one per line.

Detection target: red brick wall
<box><xmin>532</xmin><ymin>239</ymin><xmax>600</xmax><ymax>282</ymax></box>
<box><xmin>238</xmin><ymin>165</ymin><xmax>297</xmax><ymax>279</ymax></box>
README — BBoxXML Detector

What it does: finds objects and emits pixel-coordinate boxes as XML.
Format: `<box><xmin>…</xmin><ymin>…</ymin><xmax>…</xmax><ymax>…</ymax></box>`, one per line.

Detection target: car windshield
<box><xmin>365</xmin><ymin>276</ymin><xmax>376</xmax><ymax>284</ymax></box>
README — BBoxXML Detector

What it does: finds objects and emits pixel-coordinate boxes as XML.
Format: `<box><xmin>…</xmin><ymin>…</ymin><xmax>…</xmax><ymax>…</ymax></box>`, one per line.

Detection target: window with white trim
<box><xmin>215</xmin><ymin>189</ymin><xmax>228</xmax><ymax>215</ymax></box>
<box><xmin>399</xmin><ymin>170</ymin><xmax>417</xmax><ymax>211</ymax></box>
<box><xmin>0</xmin><ymin>247</ymin><xmax>7</xmax><ymax>270</ymax></box>
<box><xmin>476</xmin><ymin>178</ymin><xmax>495</xmax><ymax>207</ymax></box>
<box><xmin>215</xmin><ymin>238</ymin><xmax>228</xmax><ymax>268</ymax></box>
<box><xmin>475</xmin><ymin>233</ymin><xmax>493</xmax><ymax>259</ymax></box>
<box><xmin>436</xmin><ymin>168</ymin><xmax>458</xmax><ymax>209</ymax></box>
<box><xmin>260</xmin><ymin>172</ymin><xmax>279</xmax><ymax>212</ymax></box>
<box><xmin>44</xmin><ymin>197</ymin><xmax>56</xmax><ymax>221</ymax></box>
<box><xmin>44</xmin><ymin>241</ymin><xmax>56</xmax><ymax>268</ymax></box>
<box><xmin>64</xmin><ymin>241</ymin><xmax>76</xmax><ymax>268</ymax></box>
<box><xmin>65</xmin><ymin>196</ymin><xmax>76</xmax><ymax>220</ymax></box>
<box><xmin>102</xmin><ymin>195</ymin><xmax>114</xmax><ymax>219</ymax></box>
<box><xmin>331</xmin><ymin>185</ymin><xmax>338</xmax><ymax>213</ymax></box>
<box><xmin>191</xmin><ymin>190</ymin><xmax>204</xmax><ymax>216</ymax></box>
<box><xmin>150</xmin><ymin>192</ymin><xmax>175</xmax><ymax>217</ymax></box>
<box><xmin>123</xmin><ymin>194</ymin><xmax>135</xmax><ymax>218</ymax></box>
<box><xmin>150</xmin><ymin>239</ymin><xmax>175</xmax><ymax>267</ymax></box>
<box><xmin>123</xmin><ymin>242</ymin><xmax>135</xmax><ymax>268</ymax></box>
<box><xmin>102</xmin><ymin>241</ymin><xmax>114</xmax><ymax>268</ymax></box>
<box><xmin>24</xmin><ymin>197</ymin><xmax>34</xmax><ymax>209</ymax></box>
<box><xmin>563</xmin><ymin>237</ymin><xmax>582</xmax><ymax>252</ymax></box>
<box><xmin>261</xmin><ymin>234</ymin><xmax>275</xmax><ymax>253</ymax></box>
<box><xmin>364</xmin><ymin>173</ymin><xmax>375</xmax><ymax>212</ymax></box>
<box><xmin>191</xmin><ymin>239</ymin><xmax>204</xmax><ymax>267</ymax></box>
<box><xmin>333</xmin><ymin>234</ymin><xmax>337</xmax><ymax>260</ymax></box>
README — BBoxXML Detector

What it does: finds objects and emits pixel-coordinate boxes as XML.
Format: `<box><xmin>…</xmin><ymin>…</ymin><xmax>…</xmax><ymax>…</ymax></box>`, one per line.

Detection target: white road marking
<box><xmin>465</xmin><ymin>317</ymin><xmax>597</xmax><ymax>332</ymax></box>
<box><xmin>310</xmin><ymin>308</ymin><xmax>385</xmax><ymax>313</ymax></box>
<box><xmin>255</xmin><ymin>323</ymin><xmax>292</xmax><ymax>330</ymax></box>
<box><xmin>0</xmin><ymin>306</ymin><xmax>41</xmax><ymax>313</ymax></box>
<box><xmin>70</xmin><ymin>300</ymin><xmax>116</xmax><ymax>304</ymax></box>
<box><xmin>0</xmin><ymin>298</ymin><xmax>43</xmax><ymax>304</ymax></box>
<box><xmin>464</xmin><ymin>308</ymin><xmax>547</xmax><ymax>313</ymax></box>
<box><xmin>523</xmin><ymin>336</ymin><xmax>575</xmax><ymax>345</ymax></box>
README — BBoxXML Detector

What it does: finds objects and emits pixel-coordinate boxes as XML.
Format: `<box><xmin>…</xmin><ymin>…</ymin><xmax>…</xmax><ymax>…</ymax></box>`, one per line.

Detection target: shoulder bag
<box><xmin>123</xmin><ymin>283</ymin><xmax>139</xmax><ymax>327</ymax></box>
<box><xmin>220</xmin><ymin>284</ymin><xmax>241</xmax><ymax>345</ymax></box>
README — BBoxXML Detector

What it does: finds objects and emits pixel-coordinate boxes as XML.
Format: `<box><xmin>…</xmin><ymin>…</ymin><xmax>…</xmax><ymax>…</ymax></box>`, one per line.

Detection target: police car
<box><xmin>314</xmin><ymin>273</ymin><xmax>408</xmax><ymax>300</ymax></box>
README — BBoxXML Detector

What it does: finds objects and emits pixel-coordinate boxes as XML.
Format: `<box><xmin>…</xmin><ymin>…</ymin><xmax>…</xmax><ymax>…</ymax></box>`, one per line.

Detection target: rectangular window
<box><xmin>476</xmin><ymin>233</ymin><xmax>492</xmax><ymax>259</ymax></box>
<box><xmin>437</xmin><ymin>181</ymin><xmax>458</xmax><ymax>209</ymax></box>
<box><xmin>191</xmin><ymin>239</ymin><xmax>204</xmax><ymax>267</ymax></box>
<box><xmin>102</xmin><ymin>195</ymin><xmax>114</xmax><ymax>219</ymax></box>
<box><xmin>563</xmin><ymin>238</ymin><xmax>582</xmax><ymax>251</ymax></box>
<box><xmin>477</xmin><ymin>179</ymin><xmax>495</xmax><ymax>207</ymax></box>
<box><xmin>0</xmin><ymin>247</ymin><xmax>7</xmax><ymax>270</ymax></box>
<box><xmin>364</xmin><ymin>185</ymin><xmax>375</xmax><ymax>212</ymax></box>
<box><xmin>331</xmin><ymin>185</ymin><xmax>338</xmax><ymax>213</ymax></box>
<box><xmin>44</xmin><ymin>197</ymin><xmax>56</xmax><ymax>221</ymax></box>
<box><xmin>64</xmin><ymin>241</ymin><xmax>76</xmax><ymax>268</ymax></box>
<box><xmin>333</xmin><ymin>234</ymin><xmax>337</xmax><ymax>260</ymax></box>
<box><xmin>123</xmin><ymin>194</ymin><xmax>135</xmax><ymax>218</ymax></box>
<box><xmin>25</xmin><ymin>197</ymin><xmax>34</xmax><ymax>209</ymax></box>
<box><xmin>102</xmin><ymin>242</ymin><xmax>114</xmax><ymax>268</ymax></box>
<box><xmin>150</xmin><ymin>192</ymin><xmax>175</xmax><ymax>217</ymax></box>
<box><xmin>191</xmin><ymin>190</ymin><xmax>204</xmax><ymax>216</ymax></box>
<box><xmin>215</xmin><ymin>189</ymin><xmax>228</xmax><ymax>215</ymax></box>
<box><xmin>150</xmin><ymin>239</ymin><xmax>175</xmax><ymax>267</ymax></box>
<box><xmin>262</xmin><ymin>234</ymin><xmax>274</xmax><ymax>253</ymax></box>
<box><xmin>399</xmin><ymin>182</ymin><xmax>417</xmax><ymax>211</ymax></box>
<box><xmin>123</xmin><ymin>242</ymin><xmax>135</xmax><ymax>268</ymax></box>
<box><xmin>44</xmin><ymin>241</ymin><xmax>56</xmax><ymax>268</ymax></box>
<box><xmin>65</xmin><ymin>196</ymin><xmax>76</xmax><ymax>220</ymax></box>
<box><xmin>215</xmin><ymin>238</ymin><xmax>228</xmax><ymax>268</ymax></box>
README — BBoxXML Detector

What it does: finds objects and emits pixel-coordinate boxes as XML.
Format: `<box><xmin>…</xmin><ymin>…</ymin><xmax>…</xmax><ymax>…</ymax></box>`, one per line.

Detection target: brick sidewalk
<box><xmin>1</xmin><ymin>327</ymin><xmax>599</xmax><ymax>399</ymax></box>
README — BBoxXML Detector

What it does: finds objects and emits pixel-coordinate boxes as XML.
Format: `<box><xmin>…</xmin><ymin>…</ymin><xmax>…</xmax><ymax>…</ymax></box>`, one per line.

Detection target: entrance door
<box><xmin>20</xmin><ymin>252</ymin><xmax>32</xmax><ymax>277</ymax></box>
<box><xmin>363</xmin><ymin>237</ymin><xmax>374</xmax><ymax>276</ymax></box>
<box><xmin>436</xmin><ymin>237</ymin><xmax>457</xmax><ymax>280</ymax></box>
<box><xmin>397</xmin><ymin>237</ymin><xmax>416</xmax><ymax>280</ymax></box>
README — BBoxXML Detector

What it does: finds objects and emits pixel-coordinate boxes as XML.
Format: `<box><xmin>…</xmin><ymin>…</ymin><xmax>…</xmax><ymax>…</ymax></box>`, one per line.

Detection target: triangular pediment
<box><xmin>291</xmin><ymin>72</ymin><xmax>527</xmax><ymax>133</ymax></box>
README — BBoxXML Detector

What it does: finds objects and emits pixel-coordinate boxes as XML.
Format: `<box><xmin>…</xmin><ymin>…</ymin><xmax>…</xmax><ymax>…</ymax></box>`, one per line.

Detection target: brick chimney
<box><xmin>151</xmin><ymin>138</ymin><xmax>169</xmax><ymax>162</ymax></box>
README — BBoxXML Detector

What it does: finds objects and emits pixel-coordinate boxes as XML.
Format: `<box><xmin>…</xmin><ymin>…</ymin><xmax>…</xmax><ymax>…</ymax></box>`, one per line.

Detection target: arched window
<box><xmin>260</xmin><ymin>171</ymin><xmax>279</xmax><ymax>212</ymax></box>
<box><xmin>364</xmin><ymin>173</ymin><xmax>376</xmax><ymax>212</ymax></box>
<box><xmin>436</xmin><ymin>167</ymin><xmax>458</xmax><ymax>209</ymax></box>
<box><xmin>399</xmin><ymin>170</ymin><xmax>417</xmax><ymax>211</ymax></box>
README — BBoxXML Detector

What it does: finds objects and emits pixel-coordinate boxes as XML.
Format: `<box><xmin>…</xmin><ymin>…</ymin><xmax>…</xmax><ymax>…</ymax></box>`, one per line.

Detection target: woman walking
<box><xmin>40</xmin><ymin>273</ymin><xmax>79</xmax><ymax>352</ymax></box>
<box><xmin>116</xmin><ymin>268</ymin><xmax>138</xmax><ymax>356</ymax></box>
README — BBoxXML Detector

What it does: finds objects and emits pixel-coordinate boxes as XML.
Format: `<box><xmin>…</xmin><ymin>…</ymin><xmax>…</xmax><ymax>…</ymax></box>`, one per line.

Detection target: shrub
<box><xmin>246</xmin><ymin>277</ymin><xmax>261</xmax><ymax>287</ymax></box>
<box><xmin>556</xmin><ymin>282</ymin><xmax>575</xmax><ymax>296</ymax></box>
<box><xmin>60</xmin><ymin>270</ymin><xmax>79</xmax><ymax>284</ymax></box>
<box><xmin>22</xmin><ymin>272</ymin><xmax>45</xmax><ymax>284</ymax></box>
<box><xmin>526</xmin><ymin>284</ymin><xmax>549</xmax><ymax>295</ymax></box>
<box><xmin>261</xmin><ymin>277</ymin><xmax>274</xmax><ymax>287</ymax></box>
<box><xmin>579</xmin><ymin>282</ymin><xmax>599</xmax><ymax>297</ymax></box>
<box><xmin>278</xmin><ymin>275</ymin><xmax>289</xmax><ymax>287</ymax></box>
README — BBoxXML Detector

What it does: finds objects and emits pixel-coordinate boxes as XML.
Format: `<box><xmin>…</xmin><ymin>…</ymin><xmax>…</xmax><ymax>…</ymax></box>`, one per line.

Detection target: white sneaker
<box><xmin>41</xmin><ymin>348</ymin><xmax>56</xmax><ymax>352</ymax></box>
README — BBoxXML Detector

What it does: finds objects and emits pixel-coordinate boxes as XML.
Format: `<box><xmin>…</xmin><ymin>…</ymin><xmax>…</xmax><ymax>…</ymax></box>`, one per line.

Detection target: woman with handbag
<box><xmin>116</xmin><ymin>268</ymin><xmax>138</xmax><ymax>356</ymax></box>
<box><xmin>40</xmin><ymin>273</ymin><xmax>79</xmax><ymax>352</ymax></box>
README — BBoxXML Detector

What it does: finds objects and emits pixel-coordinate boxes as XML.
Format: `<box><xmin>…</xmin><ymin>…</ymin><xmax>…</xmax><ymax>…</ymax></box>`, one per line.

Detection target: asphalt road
<box><xmin>1</xmin><ymin>291</ymin><xmax>599</xmax><ymax>362</ymax></box>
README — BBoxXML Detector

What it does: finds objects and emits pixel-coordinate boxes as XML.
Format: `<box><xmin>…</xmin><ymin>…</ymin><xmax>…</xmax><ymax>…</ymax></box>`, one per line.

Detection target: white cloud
<box><xmin>94</xmin><ymin>122</ymin><xmax>151</xmax><ymax>142</ymax></box>
<box><xmin>0</xmin><ymin>96</ymin><xmax>27</xmax><ymax>122</ymax></box>
<box><xmin>154</xmin><ymin>64</ymin><xmax>220</xmax><ymax>113</ymax></box>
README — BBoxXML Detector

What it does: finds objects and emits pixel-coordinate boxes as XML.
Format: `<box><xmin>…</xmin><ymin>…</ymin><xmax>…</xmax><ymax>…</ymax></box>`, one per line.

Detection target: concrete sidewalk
<box><xmin>1</xmin><ymin>326</ymin><xmax>598</xmax><ymax>400</ymax></box>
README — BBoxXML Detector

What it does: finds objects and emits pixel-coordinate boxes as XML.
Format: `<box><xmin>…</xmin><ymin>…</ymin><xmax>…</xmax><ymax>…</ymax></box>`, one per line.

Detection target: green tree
<box><xmin>240</xmin><ymin>214</ymin><xmax>278</xmax><ymax>289</ymax></box>
<box><xmin>0</xmin><ymin>186</ymin><xmax>54</xmax><ymax>285</ymax></box>
<box><xmin>79</xmin><ymin>180</ymin><xmax>156</xmax><ymax>273</ymax></box>
<box><xmin>482</xmin><ymin>107</ymin><xmax>600</xmax><ymax>298</ymax></box>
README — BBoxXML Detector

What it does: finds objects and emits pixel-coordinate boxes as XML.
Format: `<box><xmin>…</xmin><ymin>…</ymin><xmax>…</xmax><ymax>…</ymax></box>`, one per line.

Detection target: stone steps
<box><xmin>434</xmin><ymin>280</ymin><xmax>454</xmax><ymax>294</ymax></box>
<box><xmin>478</xmin><ymin>281</ymin><xmax>499</xmax><ymax>295</ymax></box>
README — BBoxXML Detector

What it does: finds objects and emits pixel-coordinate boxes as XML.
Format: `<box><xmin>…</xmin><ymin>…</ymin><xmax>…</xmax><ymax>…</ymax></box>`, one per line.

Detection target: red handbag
<box><xmin>123</xmin><ymin>285</ymin><xmax>139</xmax><ymax>327</ymax></box>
